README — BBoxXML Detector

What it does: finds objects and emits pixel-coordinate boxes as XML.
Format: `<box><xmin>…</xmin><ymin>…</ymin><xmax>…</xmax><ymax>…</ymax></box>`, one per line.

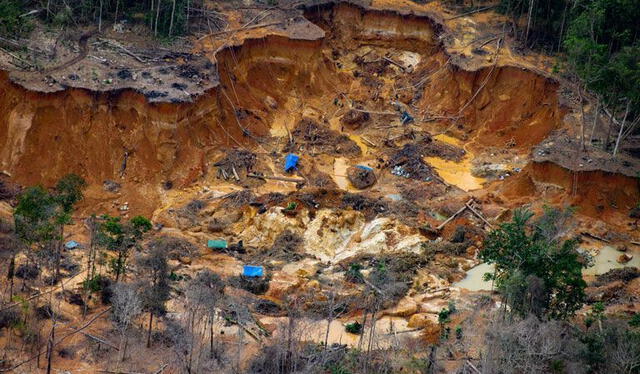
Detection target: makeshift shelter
<box><xmin>284</xmin><ymin>154</ymin><xmax>299</xmax><ymax>172</ymax></box>
<box><xmin>401</xmin><ymin>111</ymin><xmax>414</xmax><ymax>125</ymax></box>
<box><xmin>207</xmin><ymin>239</ymin><xmax>228</xmax><ymax>249</ymax></box>
<box><xmin>243</xmin><ymin>265</ymin><xmax>264</xmax><ymax>277</ymax></box>
<box><xmin>65</xmin><ymin>240</ymin><xmax>79</xmax><ymax>250</ymax></box>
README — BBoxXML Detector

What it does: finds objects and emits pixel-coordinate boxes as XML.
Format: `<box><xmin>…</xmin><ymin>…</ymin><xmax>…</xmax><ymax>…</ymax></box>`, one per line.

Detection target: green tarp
<box><xmin>207</xmin><ymin>239</ymin><xmax>228</xmax><ymax>249</ymax></box>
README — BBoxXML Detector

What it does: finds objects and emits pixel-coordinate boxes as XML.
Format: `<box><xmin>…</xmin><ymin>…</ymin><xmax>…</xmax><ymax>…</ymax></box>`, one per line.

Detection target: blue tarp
<box><xmin>243</xmin><ymin>265</ymin><xmax>264</xmax><ymax>277</ymax></box>
<box><xmin>65</xmin><ymin>240</ymin><xmax>79</xmax><ymax>250</ymax></box>
<box><xmin>356</xmin><ymin>165</ymin><xmax>373</xmax><ymax>171</ymax></box>
<box><xmin>284</xmin><ymin>154</ymin><xmax>299</xmax><ymax>172</ymax></box>
<box><xmin>401</xmin><ymin>111</ymin><xmax>414</xmax><ymax>125</ymax></box>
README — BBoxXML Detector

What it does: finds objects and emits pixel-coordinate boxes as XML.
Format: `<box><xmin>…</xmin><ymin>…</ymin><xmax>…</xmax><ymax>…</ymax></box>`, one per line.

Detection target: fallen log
<box><xmin>581</xmin><ymin>232</ymin><xmax>610</xmax><ymax>243</ymax></box>
<box><xmin>247</xmin><ymin>173</ymin><xmax>305</xmax><ymax>184</ymax></box>
<box><xmin>383</xmin><ymin>56</ymin><xmax>408</xmax><ymax>71</ymax></box>
<box><xmin>153</xmin><ymin>364</ymin><xmax>169</xmax><ymax>374</ymax></box>
<box><xmin>351</xmin><ymin>108</ymin><xmax>397</xmax><ymax>116</ymax></box>
<box><xmin>382</xmin><ymin>327</ymin><xmax>424</xmax><ymax>336</ymax></box>
<box><xmin>81</xmin><ymin>332</ymin><xmax>119</xmax><ymax>351</ymax></box>
<box><xmin>361</xmin><ymin>136</ymin><xmax>377</xmax><ymax>147</ymax></box>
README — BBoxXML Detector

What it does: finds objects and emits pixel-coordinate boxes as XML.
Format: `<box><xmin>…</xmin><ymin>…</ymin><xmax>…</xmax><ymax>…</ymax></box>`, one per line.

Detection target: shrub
<box><xmin>345</xmin><ymin>321</ymin><xmax>362</xmax><ymax>334</ymax></box>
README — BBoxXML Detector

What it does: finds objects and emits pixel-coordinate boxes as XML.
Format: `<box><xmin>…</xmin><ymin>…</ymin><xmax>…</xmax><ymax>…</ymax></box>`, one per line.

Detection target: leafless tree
<box><xmin>181</xmin><ymin>270</ymin><xmax>225</xmax><ymax>372</ymax></box>
<box><xmin>111</xmin><ymin>282</ymin><xmax>142</xmax><ymax>363</ymax></box>
<box><xmin>482</xmin><ymin>316</ymin><xmax>584</xmax><ymax>374</ymax></box>
<box><xmin>138</xmin><ymin>246</ymin><xmax>170</xmax><ymax>348</ymax></box>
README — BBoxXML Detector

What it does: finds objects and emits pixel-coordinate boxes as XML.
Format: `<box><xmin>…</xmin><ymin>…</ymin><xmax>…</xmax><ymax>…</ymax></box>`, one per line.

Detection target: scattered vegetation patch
<box><xmin>221</xmin><ymin>189</ymin><xmax>256</xmax><ymax>208</ymax></box>
<box><xmin>15</xmin><ymin>263</ymin><xmax>39</xmax><ymax>280</ymax></box>
<box><xmin>147</xmin><ymin>236</ymin><xmax>198</xmax><ymax>261</ymax></box>
<box><xmin>345</xmin><ymin>321</ymin><xmax>363</xmax><ymax>334</ymax></box>
<box><xmin>341</xmin><ymin>193</ymin><xmax>387</xmax><ymax>218</ymax></box>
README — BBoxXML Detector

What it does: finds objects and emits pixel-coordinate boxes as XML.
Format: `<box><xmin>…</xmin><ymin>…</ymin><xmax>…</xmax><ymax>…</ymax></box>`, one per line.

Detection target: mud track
<box><xmin>43</xmin><ymin>30</ymin><xmax>96</xmax><ymax>74</ymax></box>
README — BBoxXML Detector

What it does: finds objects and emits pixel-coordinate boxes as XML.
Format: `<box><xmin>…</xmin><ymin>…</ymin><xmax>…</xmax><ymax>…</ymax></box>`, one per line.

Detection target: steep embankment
<box><xmin>0</xmin><ymin>0</ymin><xmax>579</xmax><ymax>215</ymax></box>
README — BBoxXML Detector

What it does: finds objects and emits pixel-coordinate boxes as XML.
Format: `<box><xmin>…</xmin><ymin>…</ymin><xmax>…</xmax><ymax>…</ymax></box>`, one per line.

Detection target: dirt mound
<box><xmin>347</xmin><ymin>166</ymin><xmax>377</xmax><ymax>189</ymax></box>
<box><xmin>340</xmin><ymin>109</ymin><xmax>370</xmax><ymax>129</ymax></box>
<box><xmin>304</xmin><ymin>167</ymin><xmax>338</xmax><ymax>189</ymax></box>
<box><xmin>593</xmin><ymin>267</ymin><xmax>640</xmax><ymax>287</ymax></box>
<box><xmin>290</xmin><ymin>118</ymin><xmax>361</xmax><ymax>156</ymax></box>
<box><xmin>0</xmin><ymin>177</ymin><xmax>19</xmax><ymax>200</ymax></box>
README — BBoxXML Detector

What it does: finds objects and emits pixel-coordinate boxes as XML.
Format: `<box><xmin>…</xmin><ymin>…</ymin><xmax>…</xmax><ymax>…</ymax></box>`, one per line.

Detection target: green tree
<box><xmin>480</xmin><ymin>207</ymin><xmax>587</xmax><ymax>319</ymax></box>
<box><xmin>564</xmin><ymin>0</ymin><xmax>640</xmax><ymax>151</ymax></box>
<box><xmin>13</xmin><ymin>174</ymin><xmax>86</xmax><ymax>281</ymax></box>
<box><xmin>101</xmin><ymin>215</ymin><xmax>152</xmax><ymax>282</ymax></box>
<box><xmin>14</xmin><ymin>186</ymin><xmax>59</xmax><ymax>247</ymax></box>
<box><xmin>139</xmin><ymin>245</ymin><xmax>170</xmax><ymax>348</ymax></box>
<box><xmin>54</xmin><ymin>174</ymin><xmax>87</xmax><ymax>213</ymax></box>
<box><xmin>0</xmin><ymin>0</ymin><xmax>29</xmax><ymax>36</ymax></box>
<box><xmin>52</xmin><ymin>174</ymin><xmax>86</xmax><ymax>280</ymax></box>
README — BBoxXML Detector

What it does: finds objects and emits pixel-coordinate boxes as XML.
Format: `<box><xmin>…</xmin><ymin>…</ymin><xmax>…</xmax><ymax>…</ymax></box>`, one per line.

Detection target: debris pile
<box><xmin>388</xmin><ymin>144</ymin><xmax>440</xmax><ymax>182</ymax></box>
<box><xmin>290</xmin><ymin>118</ymin><xmax>361</xmax><ymax>156</ymax></box>
<box><xmin>214</xmin><ymin>149</ymin><xmax>261</xmax><ymax>184</ymax></box>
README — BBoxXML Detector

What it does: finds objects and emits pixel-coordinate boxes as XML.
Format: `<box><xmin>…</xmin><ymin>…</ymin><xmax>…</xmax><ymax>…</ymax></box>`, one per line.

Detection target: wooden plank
<box><xmin>436</xmin><ymin>199</ymin><xmax>473</xmax><ymax>231</ymax></box>
<box><xmin>231</xmin><ymin>165</ymin><xmax>240</xmax><ymax>181</ymax></box>
<box><xmin>465</xmin><ymin>202</ymin><xmax>494</xmax><ymax>230</ymax></box>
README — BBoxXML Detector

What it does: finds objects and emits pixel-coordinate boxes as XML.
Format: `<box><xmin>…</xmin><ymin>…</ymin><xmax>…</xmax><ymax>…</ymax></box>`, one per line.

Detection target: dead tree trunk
<box><xmin>169</xmin><ymin>0</ymin><xmax>177</xmax><ymax>36</ymax></box>
<box><xmin>613</xmin><ymin>100</ymin><xmax>631</xmax><ymax>156</ymax></box>
<box><xmin>604</xmin><ymin>108</ymin><xmax>615</xmax><ymax>151</ymax></box>
<box><xmin>7</xmin><ymin>254</ymin><xmax>15</xmax><ymax>302</ymax></box>
<box><xmin>150</xmin><ymin>0</ymin><xmax>155</xmax><ymax>28</ymax></box>
<box><xmin>525</xmin><ymin>0</ymin><xmax>535</xmax><ymax>44</ymax></box>
<box><xmin>147</xmin><ymin>312</ymin><xmax>153</xmax><ymax>348</ymax></box>
<box><xmin>589</xmin><ymin>100</ymin><xmax>600</xmax><ymax>144</ymax></box>
<box><xmin>578</xmin><ymin>84</ymin><xmax>586</xmax><ymax>151</ymax></box>
<box><xmin>46</xmin><ymin>322</ymin><xmax>55</xmax><ymax>374</ymax></box>
<box><xmin>155</xmin><ymin>0</ymin><xmax>162</xmax><ymax>36</ymax></box>
<box><xmin>98</xmin><ymin>0</ymin><xmax>103</xmax><ymax>33</ymax></box>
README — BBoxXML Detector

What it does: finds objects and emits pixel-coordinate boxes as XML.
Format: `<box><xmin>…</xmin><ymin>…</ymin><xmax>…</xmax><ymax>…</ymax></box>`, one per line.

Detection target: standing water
<box><xmin>454</xmin><ymin>263</ymin><xmax>495</xmax><ymax>291</ymax></box>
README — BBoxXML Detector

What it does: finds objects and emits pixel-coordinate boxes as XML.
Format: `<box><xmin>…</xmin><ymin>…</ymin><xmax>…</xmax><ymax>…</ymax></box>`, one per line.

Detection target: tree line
<box><xmin>0</xmin><ymin>0</ymin><xmax>212</xmax><ymax>37</ymax></box>
<box><xmin>496</xmin><ymin>0</ymin><xmax>640</xmax><ymax>154</ymax></box>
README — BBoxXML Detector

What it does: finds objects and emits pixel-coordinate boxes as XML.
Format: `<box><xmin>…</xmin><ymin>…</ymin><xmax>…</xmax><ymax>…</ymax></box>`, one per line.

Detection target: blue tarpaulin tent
<box><xmin>284</xmin><ymin>154</ymin><xmax>299</xmax><ymax>172</ymax></box>
<box><xmin>243</xmin><ymin>265</ymin><xmax>264</xmax><ymax>277</ymax></box>
<box><xmin>208</xmin><ymin>239</ymin><xmax>228</xmax><ymax>249</ymax></box>
<box><xmin>65</xmin><ymin>240</ymin><xmax>79</xmax><ymax>250</ymax></box>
